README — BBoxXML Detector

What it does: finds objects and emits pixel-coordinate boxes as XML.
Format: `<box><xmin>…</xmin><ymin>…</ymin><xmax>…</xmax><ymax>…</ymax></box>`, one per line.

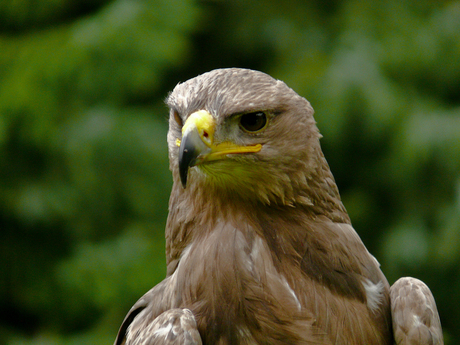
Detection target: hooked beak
<box><xmin>177</xmin><ymin>110</ymin><xmax>262</xmax><ymax>188</ymax></box>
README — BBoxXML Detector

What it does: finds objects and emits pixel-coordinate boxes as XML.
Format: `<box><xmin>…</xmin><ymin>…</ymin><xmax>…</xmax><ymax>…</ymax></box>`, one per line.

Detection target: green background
<box><xmin>1</xmin><ymin>0</ymin><xmax>459</xmax><ymax>343</ymax></box>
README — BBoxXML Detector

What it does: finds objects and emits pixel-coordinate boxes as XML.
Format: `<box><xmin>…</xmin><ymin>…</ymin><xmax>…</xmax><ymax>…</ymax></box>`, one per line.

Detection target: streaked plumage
<box><xmin>114</xmin><ymin>68</ymin><xmax>443</xmax><ymax>345</ymax></box>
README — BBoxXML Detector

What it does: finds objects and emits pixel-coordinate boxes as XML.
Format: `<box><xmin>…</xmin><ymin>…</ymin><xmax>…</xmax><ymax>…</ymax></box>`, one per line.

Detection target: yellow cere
<box><xmin>182</xmin><ymin>110</ymin><xmax>215</xmax><ymax>147</ymax></box>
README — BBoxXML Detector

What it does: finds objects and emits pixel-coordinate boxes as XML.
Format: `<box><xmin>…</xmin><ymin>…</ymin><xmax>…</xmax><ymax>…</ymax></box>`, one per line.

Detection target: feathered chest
<box><xmin>163</xmin><ymin>213</ymin><xmax>391</xmax><ymax>345</ymax></box>
<box><xmin>166</xmin><ymin>223</ymin><xmax>311</xmax><ymax>344</ymax></box>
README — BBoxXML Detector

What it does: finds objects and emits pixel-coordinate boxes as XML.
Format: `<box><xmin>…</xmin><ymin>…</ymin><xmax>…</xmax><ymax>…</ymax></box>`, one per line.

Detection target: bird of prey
<box><xmin>114</xmin><ymin>68</ymin><xmax>443</xmax><ymax>344</ymax></box>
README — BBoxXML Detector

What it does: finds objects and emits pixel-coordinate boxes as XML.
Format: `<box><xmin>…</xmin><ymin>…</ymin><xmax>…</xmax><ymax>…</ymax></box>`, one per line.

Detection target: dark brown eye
<box><xmin>173</xmin><ymin>111</ymin><xmax>183</xmax><ymax>127</ymax></box>
<box><xmin>239</xmin><ymin>112</ymin><xmax>267</xmax><ymax>133</ymax></box>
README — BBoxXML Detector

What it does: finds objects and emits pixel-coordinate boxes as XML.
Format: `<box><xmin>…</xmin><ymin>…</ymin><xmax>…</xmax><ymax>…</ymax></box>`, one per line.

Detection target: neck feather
<box><xmin>165</xmin><ymin>152</ymin><xmax>350</xmax><ymax>275</ymax></box>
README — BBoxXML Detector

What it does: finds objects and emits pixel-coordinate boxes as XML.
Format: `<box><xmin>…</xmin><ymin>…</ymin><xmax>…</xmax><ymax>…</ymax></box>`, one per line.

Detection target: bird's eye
<box><xmin>239</xmin><ymin>112</ymin><xmax>268</xmax><ymax>133</ymax></box>
<box><xmin>173</xmin><ymin>111</ymin><xmax>183</xmax><ymax>127</ymax></box>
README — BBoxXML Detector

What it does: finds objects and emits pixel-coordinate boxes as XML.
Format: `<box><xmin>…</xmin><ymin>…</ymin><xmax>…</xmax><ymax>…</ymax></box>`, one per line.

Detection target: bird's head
<box><xmin>166</xmin><ymin>68</ymin><xmax>336</xmax><ymax>207</ymax></box>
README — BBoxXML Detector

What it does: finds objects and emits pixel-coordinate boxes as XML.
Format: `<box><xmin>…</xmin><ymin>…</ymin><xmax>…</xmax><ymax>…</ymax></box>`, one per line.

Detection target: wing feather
<box><xmin>390</xmin><ymin>277</ymin><xmax>443</xmax><ymax>345</ymax></box>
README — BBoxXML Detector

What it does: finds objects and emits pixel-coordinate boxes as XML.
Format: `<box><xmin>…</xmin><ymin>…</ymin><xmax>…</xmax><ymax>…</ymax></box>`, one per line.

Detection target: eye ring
<box><xmin>239</xmin><ymin>111</ymin><xmax>268</xmax><ymax>133</ymax></box>
<box><xmin>173</xmin><ymin>111</ymin><xmax>183</xmax><ymax>127</ymax></box>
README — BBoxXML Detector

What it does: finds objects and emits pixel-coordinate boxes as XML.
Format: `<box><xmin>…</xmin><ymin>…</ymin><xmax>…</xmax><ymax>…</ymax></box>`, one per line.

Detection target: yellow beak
<box><xmin>177</xmin><ymin>110</ymin><xmax>262</xmax><ymax>188</ymax></box>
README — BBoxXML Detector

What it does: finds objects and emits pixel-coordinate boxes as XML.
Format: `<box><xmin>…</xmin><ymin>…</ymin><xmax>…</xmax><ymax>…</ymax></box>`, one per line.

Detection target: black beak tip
<box><xmin>179</xmin><ymin>145</ymin><xmax>195</xmax><ymax>189</ymax></box>
<box><xmin>178</xmin><ymin>130</ymin><xmax>201</xmax><ymax>189</ymax></box>
<box><xmin>180</xmin><ymin>168</ymin><xmax>188</xmax><ymax>188</ymax></box>
<box><xmin>179</xmin><ymin>150</ymin><xmax>189</xmax><ymax>189</ymax></box>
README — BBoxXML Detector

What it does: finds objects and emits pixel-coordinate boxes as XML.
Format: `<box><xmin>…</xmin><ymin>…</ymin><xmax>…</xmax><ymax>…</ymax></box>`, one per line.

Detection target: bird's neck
<box><xmin>165</xmin><ymin>161</ymin><xmax>350</xmax><ymax>277</ymax></box>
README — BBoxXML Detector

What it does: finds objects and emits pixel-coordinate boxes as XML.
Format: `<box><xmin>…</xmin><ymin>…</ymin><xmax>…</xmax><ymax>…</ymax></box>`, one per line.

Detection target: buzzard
<box><xmin>114</xmin><ymin>68</ymin><xmax>443</xmax><ymax>344</ymax></box>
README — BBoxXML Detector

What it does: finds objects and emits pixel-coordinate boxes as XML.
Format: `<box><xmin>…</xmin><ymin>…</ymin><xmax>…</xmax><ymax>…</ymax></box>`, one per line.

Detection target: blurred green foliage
<box><xmin>0</xmin><ymin>0</ymin><xmax>459</xmax><ymax>344</ymax></box>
